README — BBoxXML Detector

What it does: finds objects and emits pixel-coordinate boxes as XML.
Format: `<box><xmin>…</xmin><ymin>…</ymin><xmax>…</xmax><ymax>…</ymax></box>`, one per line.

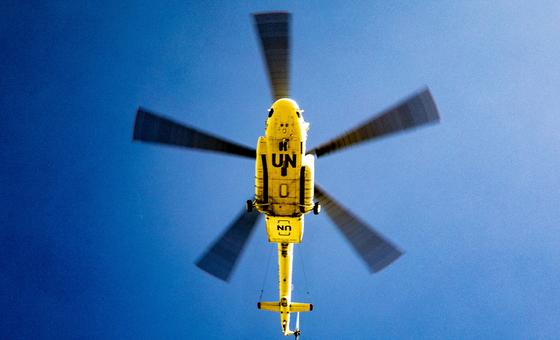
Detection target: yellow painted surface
<box><xmin>254</xmin><ymin>98</ymin><xmax>314</xmax><ymax>336</ymax></box>
<box><xmin>265</xmin><ymin>216</ymin><xmax>303</xmax><ymax>243</ymax></box>
<box><xmin>301</xmin><ymin>154</ymin><xmax>315</xmax><ymax>212</ymax></box>
<box><xmin>278</xmin><ymin>242</ymin><xmax>293</xmax><ymax>335</ymax></box>
<box><xmin>255</xmin><ymin>136</ymin><xmax>267</xmax><ymax>206</ymax></box>
<box><xmin>255</xmin><ymin>98</ymin><xmax>310</xmax><ymax>217</ymax></box>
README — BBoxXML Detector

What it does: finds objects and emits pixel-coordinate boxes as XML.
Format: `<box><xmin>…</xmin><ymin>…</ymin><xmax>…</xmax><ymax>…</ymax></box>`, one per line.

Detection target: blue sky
<box><xmin>2</xmin><ymin>1</ymin><xmax>560</xmax><ymax>339</ymax></box>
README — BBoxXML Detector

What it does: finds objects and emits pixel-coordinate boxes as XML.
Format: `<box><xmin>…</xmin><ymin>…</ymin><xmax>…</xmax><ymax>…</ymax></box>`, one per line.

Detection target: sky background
<box><xmin>2</xmin><ymin>1</ymin><xmax>560</xmax><ymax>339</ymax></box>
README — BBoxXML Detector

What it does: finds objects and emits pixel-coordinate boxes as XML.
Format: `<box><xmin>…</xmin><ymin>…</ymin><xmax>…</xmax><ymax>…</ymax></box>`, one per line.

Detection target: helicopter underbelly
<box><xmin>255</xmin><ymin>116</ymin><xmax>314</xmax><ymax>244</ymax></box>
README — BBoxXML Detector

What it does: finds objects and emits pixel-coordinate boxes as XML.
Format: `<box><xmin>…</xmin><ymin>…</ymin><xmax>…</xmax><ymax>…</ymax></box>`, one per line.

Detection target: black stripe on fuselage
<box><xmin>261</xmin><ymin>154</ymin><xmax>268</xmax><ymax>203</ymax></box>
<box><xmin>299</xmin><ymin>166</ymin><xmax>305</xmax><ymax>213</ymax></box>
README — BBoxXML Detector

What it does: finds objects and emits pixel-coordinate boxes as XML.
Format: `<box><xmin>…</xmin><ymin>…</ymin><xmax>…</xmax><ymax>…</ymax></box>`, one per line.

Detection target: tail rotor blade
<box><xmin>314</xmin><ymin>184</ymin><xmax>403</xmax><ymax>273</ymax></box>
<box><xmin>253</xmin><ymin>12</ymin><xmax>291</xmax><ymax>101</ymax></box>
<box><xmin>133</xmin><ymin>107</ymin><xmax>256</xmax><ymax>158</ymax></box>
<box><xmin>196</xmin><ymin>209</ymin><xmax>261</xmax><ymax>281</ymax></box>
<box><xmin>309</xmin><ymin>88</ymin><xmax>440</xmax><ymax>158</ymax></box>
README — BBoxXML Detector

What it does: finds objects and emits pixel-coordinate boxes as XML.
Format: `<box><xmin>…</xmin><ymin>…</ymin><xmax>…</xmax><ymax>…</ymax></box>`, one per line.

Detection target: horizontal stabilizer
<box><xmin>290</xmin><ymin>302</ymin><xmax>313</xmax><ymax>312</ymax></box>
<box><xmin>258</xmin><ymin>301</ymin><xmax>280</xmax><ymax>312</ymax></box>
<box><xmin>257</xmin><ymin>301</ymin><xmax>313</xmax><ymax>313</ymax></box>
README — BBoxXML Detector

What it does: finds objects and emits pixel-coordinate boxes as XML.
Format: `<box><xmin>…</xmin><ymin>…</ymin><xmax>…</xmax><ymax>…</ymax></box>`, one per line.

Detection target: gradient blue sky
<box><xmin>2</xmin><ymin>1</ymin><xmax>560</xmax><ymax>339</ymax></box>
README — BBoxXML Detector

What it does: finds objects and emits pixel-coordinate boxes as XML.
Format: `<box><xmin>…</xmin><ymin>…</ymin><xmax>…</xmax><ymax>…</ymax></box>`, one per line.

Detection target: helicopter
<box><xmin>133</xmin><ymin>11</ymin><xmax>440</xmax><ymax>338</ymax></box>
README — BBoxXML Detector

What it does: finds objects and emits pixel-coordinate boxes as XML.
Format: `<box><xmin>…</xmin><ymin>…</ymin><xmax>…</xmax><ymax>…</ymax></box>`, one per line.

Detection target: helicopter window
<box><xmin>296</xmin><ymin>111</ymin><xmax>300</xmax><ymax>118</ymax></box>
<box><xmin>268</xmin><ymin>108</ymin><xmax>274</xmax><ymax>117</ymax></box>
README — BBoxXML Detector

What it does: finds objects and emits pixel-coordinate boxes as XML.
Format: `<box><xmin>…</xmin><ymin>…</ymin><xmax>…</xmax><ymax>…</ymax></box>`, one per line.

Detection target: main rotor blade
<box><xmin>196</xmin><ymin>209</ymin><xmax>261</xmax><ymax>281</ymax></box>
<box><xmin>314</xmin><ymin>184</ymin><xmax>403</xmax><ymax>273</ymax></box>
<box><xmin>133</xmin><ymin>108</ymin><xmax>256</xmax><ymax>158</ymax></box>
<box><xmin>253</xmin><ymin>12</ymin><xmax>291</xmax><ymax>101</ymax></box>
<box><xmin>309</xmin><ymin>88</ymin><xmax>440</xmax><ymax>158</ymax></box>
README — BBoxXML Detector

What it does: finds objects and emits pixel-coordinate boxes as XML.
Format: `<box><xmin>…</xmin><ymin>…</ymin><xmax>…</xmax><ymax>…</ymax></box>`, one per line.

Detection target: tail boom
<box><xmin>257</xmin><ymin>242</ymin><xmax>312</xmax><ymax>336</ymax></box>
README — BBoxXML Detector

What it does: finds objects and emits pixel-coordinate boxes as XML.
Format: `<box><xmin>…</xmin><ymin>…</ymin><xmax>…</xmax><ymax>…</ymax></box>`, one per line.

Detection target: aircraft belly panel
<box><xmin>265</xmin><ymin>215</ymin><xmax>303</xmax><ymax>243</ymax></box>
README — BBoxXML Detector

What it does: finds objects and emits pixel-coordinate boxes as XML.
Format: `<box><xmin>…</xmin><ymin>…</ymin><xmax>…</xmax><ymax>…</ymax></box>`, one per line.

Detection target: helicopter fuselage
<box><xmin>254</xmin><ymin>98</ymin><xmax>314</xmax><ymax>336</ymax></box>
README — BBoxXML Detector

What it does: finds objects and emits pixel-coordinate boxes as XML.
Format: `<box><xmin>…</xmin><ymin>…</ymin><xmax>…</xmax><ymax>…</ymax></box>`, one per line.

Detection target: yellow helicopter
<box><xmin>133</xmin><ymin>12</ymin><xmax>439</xmax><ymax>338</ymax></box>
